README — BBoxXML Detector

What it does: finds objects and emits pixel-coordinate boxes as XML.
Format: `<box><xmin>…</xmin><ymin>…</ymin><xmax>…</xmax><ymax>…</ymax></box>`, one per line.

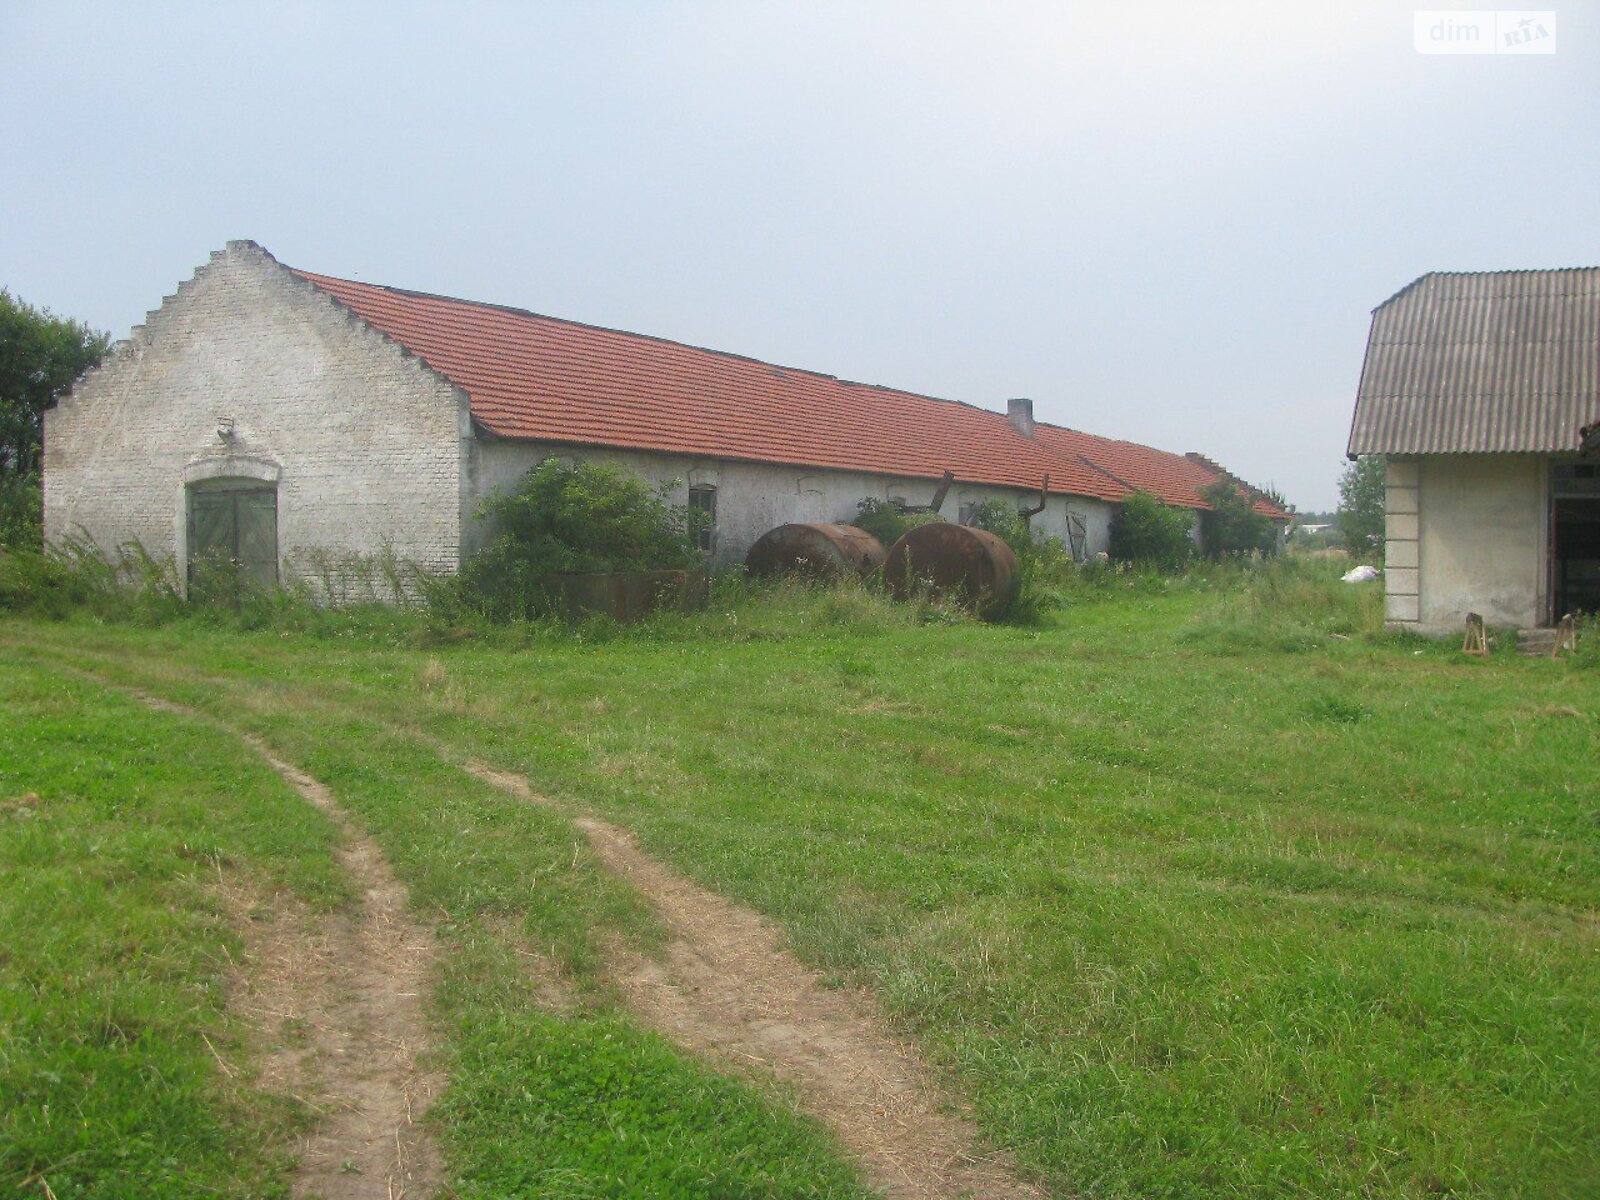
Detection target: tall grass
<box><xmin>1180</xmin><ymin>554</ymin><xmax>1385</xmax><ymax>652</ymax></box>
<box><xmin>1</xmin><ymin>534</ymin><xmax>1394</xmax><ymax>655</ymax></box>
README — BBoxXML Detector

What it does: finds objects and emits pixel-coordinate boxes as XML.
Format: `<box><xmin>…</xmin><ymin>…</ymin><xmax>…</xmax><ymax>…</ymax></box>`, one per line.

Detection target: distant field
<box><xmin>2</xmin><ymin>565</ymin><xmax>1596</xmax><ymax>1198</ymax></box>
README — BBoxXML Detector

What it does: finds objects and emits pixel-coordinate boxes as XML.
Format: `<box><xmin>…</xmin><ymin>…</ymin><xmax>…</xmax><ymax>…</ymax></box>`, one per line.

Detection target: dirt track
<box><xmin>132</xmin><ymin>690</ymin><xmax>444</xmax><ymax>1200</ymax></box>
<box><xmin>464</xmin><ymin>761</ymin><xmax>1043</xmax><ymax>1200</ymax></box>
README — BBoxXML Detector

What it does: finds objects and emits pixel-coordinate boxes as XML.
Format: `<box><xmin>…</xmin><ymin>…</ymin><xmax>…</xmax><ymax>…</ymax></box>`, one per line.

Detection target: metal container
<box><xmin>552</xmin><ymin>569</ymin><xmax>708</xmax><ymax>623</ymax></box>
<box><xmin>884</xmin><ymin>524</ymin><xmax>1019</xmax><ymax>620</ymax></box>
<box><xmin>744</xmin><ymin>523</ymin><xmax>886</xmax><ymax>580</ymax></box>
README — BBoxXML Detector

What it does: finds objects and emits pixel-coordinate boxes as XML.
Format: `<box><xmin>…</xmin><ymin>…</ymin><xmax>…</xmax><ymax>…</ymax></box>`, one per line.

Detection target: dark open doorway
<box><xmin>1552</xmin><ymin>495</ymin><xmax>1600</xmax><ymax>619</ymax></box>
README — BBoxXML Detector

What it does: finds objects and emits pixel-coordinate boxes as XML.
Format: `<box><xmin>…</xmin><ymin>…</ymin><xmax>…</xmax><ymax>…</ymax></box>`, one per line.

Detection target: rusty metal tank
<box><xmin>884</xmin><ymin>523</ymin><xmax>1020</xmax><ymax>620</ymax></box>
<box><xmin>744</xmin><ymin>523</ymin><xmax>886</xmax><ymax>580</ymax></box>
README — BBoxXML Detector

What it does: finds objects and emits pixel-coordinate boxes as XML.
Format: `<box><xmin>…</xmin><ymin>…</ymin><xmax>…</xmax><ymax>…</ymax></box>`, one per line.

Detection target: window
<box><xmin>187</xmin><ymin>478</ymin><xmax>278</xmax><ymax>588</ymax></box>
<box><xmin>688</xmin><ymin>484</ymin><xmax>717</xmax><ymax>553</ymax></box>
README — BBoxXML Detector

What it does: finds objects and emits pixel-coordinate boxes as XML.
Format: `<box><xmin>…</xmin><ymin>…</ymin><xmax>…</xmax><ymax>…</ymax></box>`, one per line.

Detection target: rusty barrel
<box><xmin>744</xmin><ymin>522</ymin><xmax>886</xmax><ymax>580</ymax></box>
<box><xmin>884</xmin><ymin>523</ymin><xmax>1019</xmax><ymax>620</ymax></box>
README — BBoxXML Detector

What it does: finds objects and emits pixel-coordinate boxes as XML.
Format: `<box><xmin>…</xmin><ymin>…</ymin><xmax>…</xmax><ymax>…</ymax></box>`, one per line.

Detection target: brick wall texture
<box><xmin>44</xmin><ymin>243</ymin><xmax>470</xmax><ymax>584</ymax></box>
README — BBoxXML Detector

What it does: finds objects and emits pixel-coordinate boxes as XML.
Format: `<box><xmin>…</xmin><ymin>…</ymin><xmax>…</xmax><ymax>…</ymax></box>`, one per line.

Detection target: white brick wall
<box><xmin>43</xmin><ymin>240</ymin><xmax>1142</xmax><ymax>591</ymax></box>
<box><xmin>469</xmin><ymin>439</ymin><xmax>1118</xmax><ymax>564</ymax></box>
<box><xmin>44</xmin><ymin>242</ymin><xmax>470</xmax><ymax>586</ymax></box>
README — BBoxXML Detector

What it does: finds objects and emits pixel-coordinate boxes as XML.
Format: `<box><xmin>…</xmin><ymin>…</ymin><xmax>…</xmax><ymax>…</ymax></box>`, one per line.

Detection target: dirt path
<box><xmin>130</xmin><ymin>691</ymin><xmax>445</xmax><ymax>1200</ymax></box>
<box><xmin>463</xmin><ymin>762</ymin><xmax>1044</xmax><ymax>1200</ymax></box>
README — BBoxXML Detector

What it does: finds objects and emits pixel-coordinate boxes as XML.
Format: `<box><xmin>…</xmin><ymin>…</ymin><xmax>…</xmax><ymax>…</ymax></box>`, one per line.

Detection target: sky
<box><xmin>2</xmin><ymin>2</ymin><xmax>1595</xmax><ymax>512</ymax></box>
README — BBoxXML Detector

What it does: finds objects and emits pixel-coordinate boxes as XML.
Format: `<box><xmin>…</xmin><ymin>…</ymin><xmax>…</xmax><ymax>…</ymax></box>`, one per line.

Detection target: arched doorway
<box><xmin>186</xmin><ymin>477</ymin><xmax>279</xmax><ymax>588</ymax></box>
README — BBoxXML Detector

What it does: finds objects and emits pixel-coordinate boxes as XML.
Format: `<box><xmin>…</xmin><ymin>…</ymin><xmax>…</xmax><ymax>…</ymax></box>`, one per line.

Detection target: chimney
<box><xmin>1007</xmin><ymin>397</ymin><xmax>1035</xmax><ymax>438</ymax></box>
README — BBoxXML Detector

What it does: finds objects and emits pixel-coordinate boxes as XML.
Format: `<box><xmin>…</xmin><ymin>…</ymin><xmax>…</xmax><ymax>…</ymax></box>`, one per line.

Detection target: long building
<box><xmin>46</xmin><ymin>241</ymin><xmax>1286</xmax><ymax>588</ymax></box>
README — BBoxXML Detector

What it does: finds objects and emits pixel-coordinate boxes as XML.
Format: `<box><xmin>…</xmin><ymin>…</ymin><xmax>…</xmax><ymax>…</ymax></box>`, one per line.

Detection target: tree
<box><xmin>1198</xmin><ymin>479</ymin><xmax>1277</xmax><ymax>557</ymax></box>
<box><xmin>1</xmin><ymin>289</ymin><xmax>110</xmax><ymax>477</ymax></box>
<box><xmin>1336</xmin><ymin>455</ymin><xmax>1386</xmax><ymax>557</ymax></box>
<box><xmin>1108</xmin><ymin>491</ymin><xmax>1194</xmax><ymax>570</ymax></box>
<box><xmin>0</xmin><ymin>290</ymin><xmax>109</xmax><ymax>549</ymax></box>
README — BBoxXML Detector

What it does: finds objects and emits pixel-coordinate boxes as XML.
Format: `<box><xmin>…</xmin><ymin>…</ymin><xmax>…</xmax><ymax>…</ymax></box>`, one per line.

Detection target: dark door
<box><xmin>187</xmin><ymin>481</ymin><xmax>278</xmax><ymax>588</ymax></box>
<box><xmin>1553</xmin><ymin>497</ymin><xmax>1600</xmax><ymax>618</ymax></box>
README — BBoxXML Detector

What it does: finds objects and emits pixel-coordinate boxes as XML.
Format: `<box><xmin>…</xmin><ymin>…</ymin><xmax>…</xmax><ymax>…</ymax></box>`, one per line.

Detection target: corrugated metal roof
<box><xmin>1347</xmin><ymin>268</ymin><xmax>1600</xmax><ymax>455</ymax></box>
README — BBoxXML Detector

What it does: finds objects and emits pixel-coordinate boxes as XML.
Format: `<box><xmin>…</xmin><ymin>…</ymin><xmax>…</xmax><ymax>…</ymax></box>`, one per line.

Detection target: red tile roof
<box><xmin>1034</xmin><ymin>427</ymin><xmax>1282</xmax><ymax>515</ymax></box>
<box><xmin>290</xmin><ymin>266</ymin><xmax>1287</xmax><ymax>518</ymax></box>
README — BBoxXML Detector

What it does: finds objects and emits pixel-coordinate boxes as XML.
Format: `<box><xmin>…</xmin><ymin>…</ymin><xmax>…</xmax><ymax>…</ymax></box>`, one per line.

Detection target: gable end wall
<box><xmin>44</xmin><ymin>243</ymin><xmax>470</xmax><ymax>583</ymax></box>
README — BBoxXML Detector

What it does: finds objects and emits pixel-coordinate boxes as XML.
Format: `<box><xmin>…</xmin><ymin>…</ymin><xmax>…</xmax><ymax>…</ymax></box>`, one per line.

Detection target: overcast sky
<box><xmin>3</xmin><ymin>2</ymin><xmax>1595</xmax><ymax>511</ymax></box>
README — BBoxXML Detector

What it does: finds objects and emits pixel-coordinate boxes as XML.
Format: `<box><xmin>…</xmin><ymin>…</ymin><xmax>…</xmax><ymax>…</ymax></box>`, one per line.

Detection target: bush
<box><xmin>0</xmin><ymin>534</ymin><xmax>182</xmax><ymax>622</ymax></box>
<box><xmin>457</xmin><ymin>458</ymin><xmax>705</xmax><ymax>621</ymax></box>
<box><xmin>1108</xmin><ymin>492</ymin><xmax>1194</xmax><ymax>571</ymax></box>
<box><xmin>1198</xmin><ymin>479</ymin><xmax>1278</xmax><ymax>558</ymax></box>
<box><xmin>962</xmin><ymin>500</ymin><xmax>1031</xmax><ymax>554</ymax></box>
<box><xmin>0</xmin><ymin>472</ymin><xmax>42</xmax><ymax>550</ymax></box>
<box><xmin>849</xmin><ymin>497</ymin><xmax>944</xmax><ymax>549</ymax></box>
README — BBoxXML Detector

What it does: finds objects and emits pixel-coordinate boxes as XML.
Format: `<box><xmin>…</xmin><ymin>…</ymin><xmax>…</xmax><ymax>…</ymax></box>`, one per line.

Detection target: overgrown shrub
<box><xmin>962</xmin><ymin>500</ymin><xmax>1031</xmax><ymax>553</ymax></box>
<box><xmin>1108</xmin><ymin>492</ymin><xmax>1194</xmax><ymax>571</ymax></box>
<box><xmin>0</xmin><ymin>531</ymin><xmax>457</xmax><ymax>639</ymax></box>
<box><xmin>960</xmin><ymin>499</ymin><xmax>1079</xmax><ymax>623</ymax></box>
<box><xmin>293</xmin><ymin>542</ymin><xmax>448</xmax><ymax>609</ymax></box>
<box><xmin>0</xmin><ymin>472</ymin><xmax>42</xmax><ymax>549</ymax></box>
<box><xmin>0</xmin><ymin>534</ymin><xmax>181</xmax><ymax>622</ymax></box>
<box><xmin>849</xmin><ymin>497</ymin><xmax>944</xmax><ymax>549</ymax></box>
<box><xmin>457</xmin><ymin>458</ymin><xmax>706</xmax><ymax>621</ymax></box>
<box><xmin>1198</xmin><ymin>479</ymin><xmax>1278</xmax><ymax>558</ymax></box>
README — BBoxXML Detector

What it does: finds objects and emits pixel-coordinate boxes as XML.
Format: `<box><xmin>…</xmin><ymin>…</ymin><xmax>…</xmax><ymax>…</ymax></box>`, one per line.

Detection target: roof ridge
<box><xmin>291</xmin><ymin>267</ymin><xmax>1032</xmax><ymax>425</ymax></box>
<box><xmin>283</xmin><ymin>253</ymin><xmax>1282</xmax><ymax>514</ymax></box>
<box><xmin>1374</xmin><ymin>265</ymin><xmax>1600</xmax><ymax>312</ymax></box>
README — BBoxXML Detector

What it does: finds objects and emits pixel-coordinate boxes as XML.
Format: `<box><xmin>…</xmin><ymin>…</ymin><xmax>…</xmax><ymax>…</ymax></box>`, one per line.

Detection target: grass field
<box><xmin>2</xmin><ymin>561</ymin><xmax>1597</xmax><ymax>1198</ymax></box>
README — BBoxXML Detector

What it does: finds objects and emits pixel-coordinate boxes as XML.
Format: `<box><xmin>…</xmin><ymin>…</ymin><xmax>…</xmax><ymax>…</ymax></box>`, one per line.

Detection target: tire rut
<box><xmin>462</xmin><ymin>761</ymin><xmax>1045</xmax><ymax>1200</ymax></box>
<box><xmin>128</xmin><ymin>689</ymin><xmax>445</xmax><ymax>1200</ymax></box>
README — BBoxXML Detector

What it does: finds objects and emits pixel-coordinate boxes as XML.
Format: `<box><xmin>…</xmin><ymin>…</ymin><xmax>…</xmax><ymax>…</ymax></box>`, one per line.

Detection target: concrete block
<box><xmin>1386</xmin><ymin>485</ymin><xmax>1418</xmax><ymax>515</ymax></box>
<box><xmin>1384</xmin><ymin>567</ymin><xmax>1419</xmax><ymax>595</ymax></box>
<box><xmin>1385</xmin><ymin>459</ymin><xmax>1420</xmax><ymax>486</ymax></box>
<box><xmin>1385</xmin><ymin>539</ymin><xmax>1418</xmax><ymax>568</ymax></box>
<box><xmin>42</xmin><ymin>242</ymin><xmax>466</xmax><ymax>586</ymax></box>
<box><xmin>1386</xmin><ymin>512</ymin><xmax>1419</xmax><ymax>541</ymax></box>
<box><xmin>1385</xmin><ymin>593</ymin><xmax>1420</xmax><ymax>622</ymax></box>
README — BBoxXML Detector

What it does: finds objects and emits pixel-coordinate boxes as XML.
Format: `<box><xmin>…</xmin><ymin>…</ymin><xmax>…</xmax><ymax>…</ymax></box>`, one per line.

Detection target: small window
<box><xmin>688</xmin><ymin>484</ymin><xmax>717</xmax><ymax>553</ymax></box>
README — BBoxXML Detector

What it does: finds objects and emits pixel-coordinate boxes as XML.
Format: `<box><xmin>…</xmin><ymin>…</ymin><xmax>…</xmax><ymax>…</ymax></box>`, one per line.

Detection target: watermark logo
<box><xmin>1414</xmin><ymin>10</ymin><xmax>1556</xmax><ymax>53</ymax></box>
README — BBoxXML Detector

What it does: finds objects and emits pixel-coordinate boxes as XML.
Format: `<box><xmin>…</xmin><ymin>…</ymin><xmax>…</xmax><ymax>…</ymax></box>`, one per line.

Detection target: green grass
<box><xmin>0</xmin><ymin>662</ymin><xmax>346</xmax><ymax>1198</ymax></box>
<box><xmin>3</xmin><ymin>558</ymin><xmax>1597</xmax><ymax>1198</ymax></box>
<box><xmin>0</xmin><ymin>642</ymin><xmax>876</xmax><ymax>1199</ymax></box>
